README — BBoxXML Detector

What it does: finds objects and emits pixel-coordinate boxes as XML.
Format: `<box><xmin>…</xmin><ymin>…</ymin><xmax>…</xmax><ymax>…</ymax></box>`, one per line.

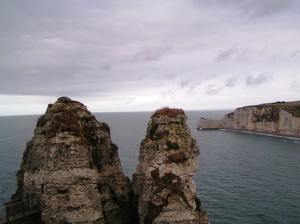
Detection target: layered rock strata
<box><xmin>132</xmin><ymin>108</ymin><xmax>209</xmax><ymax>224</ymax></box>
<box><xmin>8</xmin><ymin>97</ymin><xmax>132</xmax><ymax>223</ymax></box>
<box><xmin>198</xmin><ymin>102</ymin><xmax>300</xmax><ymax>137</ymax></box>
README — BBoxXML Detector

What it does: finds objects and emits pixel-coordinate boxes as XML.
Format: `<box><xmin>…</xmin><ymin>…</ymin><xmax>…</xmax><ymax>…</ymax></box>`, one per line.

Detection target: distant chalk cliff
<box><xmin>198</xmin><ymin>101</ymin><xmax>300</xmax><ymax>138</ymax></box>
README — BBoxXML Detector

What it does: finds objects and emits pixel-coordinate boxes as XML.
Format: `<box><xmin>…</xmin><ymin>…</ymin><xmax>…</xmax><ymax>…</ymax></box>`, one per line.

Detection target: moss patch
<box><xmin>152</xmin><ymin>107</ymin><xmax>184</xmax><ymax>118</ymax></box>
<box><xmin>166</xmin><ymin>140</ymin><xmax>180</xmax><ymax>151</ymax></box>
<box><xmin>48</xmin><ymin>108</ymin><xmax>81</xmax><ymax>138</ymax></box>
<box><xmin>195</xmin><ymin>196</ymin><xmax>201</xmax><ymax>211</ymax></box>
<box><xmin>149</xmin><ymin>123</ymin><xmax>159</xmax><ymax>140</ymax></box>
<box><xmin>256</xmin><ymin>101</ymin><xmax>300</xmax><ymax>118</ymax></box>
<box><xmin>37</xmin><ymin>115</ymin><xmax>47</xmax><ymax>128</ymax></box>
<box><xmin>144</xmin><ymin>202</ymin><xmax>164</xmax><ymax>224</ymax></box>
<box><xmin>252</xmin><ymin>107</ymin><xmax>280</xmax><ymax>122</ymax></box>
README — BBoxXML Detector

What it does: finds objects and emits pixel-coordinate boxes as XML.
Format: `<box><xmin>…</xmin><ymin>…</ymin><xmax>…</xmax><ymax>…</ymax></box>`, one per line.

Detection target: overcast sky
<box><xmin>1</xmin><ymin>0</ymin><xmax>299</xmax><ymax>115</ymax></box>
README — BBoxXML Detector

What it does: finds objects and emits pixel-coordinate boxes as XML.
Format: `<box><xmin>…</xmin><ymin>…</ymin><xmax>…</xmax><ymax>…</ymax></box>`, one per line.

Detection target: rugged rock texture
<box><xmin>6</xmin><ymin>99</ymin><xmax>210</xmax><ymax>224</ymax></box>
<box><xmin>132</xmin><ymin>108</ymin><xmax>209</xmax><ymax>224</ymax></box>
<box><xmin>8</xmin><ymin>97</ymin><xmax>132</xmax><ymax>223</ymax></box>
<box><xmin>198</xmin><ymin>101</ymin><xmax>300</xmax><ymax>137</ymax></box>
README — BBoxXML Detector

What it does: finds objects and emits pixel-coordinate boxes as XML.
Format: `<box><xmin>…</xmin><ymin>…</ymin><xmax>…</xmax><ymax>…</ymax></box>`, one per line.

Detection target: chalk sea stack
<box><xmin>8</xmin><ymin>97</ymin><xmax>132</xmax><ymax>223</ymax></box>
<box><xmin>6</xmin><ymin>98</ymin><xmax>209</xmax><ymax>223</ymax></box>
<box><xmin>132</xmin><ymin>108</ymin><xmax>209</xmax><ymax>224</ymax></box>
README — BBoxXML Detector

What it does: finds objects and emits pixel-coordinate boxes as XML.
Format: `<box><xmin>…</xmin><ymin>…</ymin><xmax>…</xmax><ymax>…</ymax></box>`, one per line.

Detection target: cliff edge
<box><xmin>198</xmin><ymin>101</ymin><xmax>300</xmax><ymax>138</ymax></box>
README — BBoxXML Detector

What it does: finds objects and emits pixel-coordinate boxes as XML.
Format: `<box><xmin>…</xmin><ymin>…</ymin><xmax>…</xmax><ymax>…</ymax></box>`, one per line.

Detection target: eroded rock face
<box><xmin>10</xmin><ymin>97</ymin><xmax>132</xmax><ymax>224</ymax></box>
<box><xmin>198</xmin><ymin>103</ymin><xmax>300</xmax><ymax>137</ymax></box>
<box><xmin>8</xmin><ymin>100</ymin><xmax>210</xmax><ymax>224</ymax></box>
<box><xmin>132</xmin><ymin>108</ymin><xmax>209</xmax><ymax>224</ymax></box>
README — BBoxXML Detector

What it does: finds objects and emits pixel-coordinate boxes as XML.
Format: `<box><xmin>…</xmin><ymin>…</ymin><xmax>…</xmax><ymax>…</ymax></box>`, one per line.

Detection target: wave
<box><xmin>218</xmin><ymin>129</ymin><xmax>300</xmax><ymax>142</ymax></box>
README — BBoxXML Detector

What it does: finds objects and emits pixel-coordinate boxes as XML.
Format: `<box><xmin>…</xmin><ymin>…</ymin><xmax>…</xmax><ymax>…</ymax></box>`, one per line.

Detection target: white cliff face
<box><xmin>198</xmin><ymin>105</ymin><xmax>300</xmax><ymax>137</ymax></box>
<box><xmin>132</xmin><ymin>108</ymin><xmax>209</xmax><ymax>224</ymax></box>
<box><xmin>279</xmin><ymin>109</ymin><xmax>300</xmax><ymax>136</ymax></box>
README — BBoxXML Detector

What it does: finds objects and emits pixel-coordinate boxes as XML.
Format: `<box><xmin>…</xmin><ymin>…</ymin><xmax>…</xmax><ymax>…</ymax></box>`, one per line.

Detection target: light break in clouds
<box><xmin>0</xmin><ymin>0</ymin><xmax>300</xmax><ymax>115</ymax></box>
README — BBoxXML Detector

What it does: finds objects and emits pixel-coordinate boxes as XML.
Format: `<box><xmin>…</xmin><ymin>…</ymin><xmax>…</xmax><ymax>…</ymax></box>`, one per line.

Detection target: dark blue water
<box><xmin>196</xmin><ymin>130</ymin><xmax>300</xmax><ymax>223</ymax></box>
<box><xmin>0</xmin><ymin>115</ymin><xmax>38</xmax><ymax>210</ymax></box>
<box><xmin>0</xmin><ymin>111</ymin><xmax>300</xmax><ymax>223</ymax></box>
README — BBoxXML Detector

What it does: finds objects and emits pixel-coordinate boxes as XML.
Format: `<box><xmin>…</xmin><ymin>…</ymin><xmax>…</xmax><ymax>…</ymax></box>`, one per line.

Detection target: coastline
<box><xmin>197</xmin><ymin>101</ymin><xmax>300</xmax><ymax>140</ymax></box>
<box><xmin>198</xmin><ymin>128</ymin><xmax>300</xmax><ymax>140</ymax></box>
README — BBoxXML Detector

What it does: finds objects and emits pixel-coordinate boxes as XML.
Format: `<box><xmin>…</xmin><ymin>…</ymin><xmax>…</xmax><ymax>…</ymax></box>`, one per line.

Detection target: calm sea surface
<box><xmin>0</xmin><ymin>111</ymin><xmax>300</xmax><ymax>223</ymax></box>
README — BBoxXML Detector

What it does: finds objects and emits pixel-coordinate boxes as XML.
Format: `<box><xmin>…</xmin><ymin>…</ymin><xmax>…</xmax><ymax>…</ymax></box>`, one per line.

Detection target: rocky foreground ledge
<box><xmin>5</xmin><ymin>97</ymin><xmax>209</xmax><ymax>224</ymax></box>
<box><xmin>198</xmin><ymin>101</ymin><xmax>300</xmax><ymax>138</ymax></box>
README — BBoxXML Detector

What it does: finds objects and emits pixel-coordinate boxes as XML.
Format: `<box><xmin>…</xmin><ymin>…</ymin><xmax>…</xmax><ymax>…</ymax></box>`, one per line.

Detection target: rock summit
<box><xmin>132</xmin><ymin>108</ymin><xmax>209</xmax><ymax>224</ymax></box>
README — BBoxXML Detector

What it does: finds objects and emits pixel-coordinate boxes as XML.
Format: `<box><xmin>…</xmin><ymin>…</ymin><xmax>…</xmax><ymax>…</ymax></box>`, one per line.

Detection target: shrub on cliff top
<box><xmin>151</xmin><ymin>107</ymin><xmax>184</xmax><ymax>118</ymax></box>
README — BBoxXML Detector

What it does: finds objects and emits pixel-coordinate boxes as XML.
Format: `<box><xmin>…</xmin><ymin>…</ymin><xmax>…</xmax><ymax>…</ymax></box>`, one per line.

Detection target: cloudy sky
<box><xmin>1</xmin><ymin>0</ymin><xmax>299</xmax><ymax>115</ymax></box>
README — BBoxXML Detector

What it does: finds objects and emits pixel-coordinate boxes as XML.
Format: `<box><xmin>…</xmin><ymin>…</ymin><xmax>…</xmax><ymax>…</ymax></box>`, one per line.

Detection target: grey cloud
<box><xmin>0</xmin><ymin>65</ymin><xmax>100</xmax><ymax>96</ymax></box>
<box><xmin>116</xmin><ymin>97</ymin><xmax>136</xmax><ymax>106</ymax></box>
<box><xmin>0</xmin><ymin>2</ymin><xmax>143</xmax><ymax>97</ymax></box>
<box><xmin>245</xmin><ymin>74</ymin><xmax>271</xmax><ymax>86</ymax></box>
<box><xmin>159</xmin><ymin>77</ymin><xmax>202</xmax><ymax>99</ymax></box>
<box><xmin>291</xmin><ymin>81</ymin><xmax>300</xmax><ymax>89</ymax></box>
<box><xmin>211</xmin><ymin>0</ymin><xmax>299</xmax><ymax>17</ymax></box>
<box><xmin>0</xmin><ymin>0</ymin><xmax>299</xmax><ymax>112</ymax></box>
<box><xmin>180</xmin><ymin>79</ymin><xmax>191</xmax><ymax>88</ymax></box>
<box><xmin>236</xmin><ymin>49</ymin><xmax>252</xmax><ymax>61</ymax></box>
<box><xmin>216</xmin><ymin>46</ymin><xmax>237</xmax><ymax>61</ymax></box>
<box><xmin>160</xmin><ymin>89</ymin><xmax>176</xmax><ymax>100</ymax></box>
<box><xmin>239</xmin><ymin>0</ymin><xmax>297</xmax><ymax>17</ymax></box>
<box><xmin>133</xmin><ymin>45</ymin><xmax>173</xmax><ymax>62</ymax></box>
<box><xmin>163</xmin><ymin>74</ymin><xmax>177</xmax><ymax>80</ymax></box>
<box><xmin>102</xmin><ymin>62</ymin><xmax>113</xmax><ymax>71</ymax></box>
<box><xmin>0</xmin><ymin>1</ymin><xmax>184</xmax><ymax>98</ymax></box>
<box><xmin>225</xmin><ymin>76</ymin><xmax>238</xmax><ymax>87</ymax></box>
<box><xmin>290</xmin><ymin>50</ymin><xmax>300</xmax><ymax>58</ymax></box>
<box><xmin>216</xmin><ymin>45</ymin><xmax>253</xmax><ymax>62</ymax></box>
<box><xmin>205</xmin><ymin>75</ymin><xmax>239</xmax><ymax>95</ymax></box>
<box><xmin>179</xmin><ymin>78</ymin><xmax>201</xmax><ymax>93</ymax></box>
<box><xmin>205</xmin><ymin>84</ymin><xmax>223</xmax><ymax>95</ymax></box>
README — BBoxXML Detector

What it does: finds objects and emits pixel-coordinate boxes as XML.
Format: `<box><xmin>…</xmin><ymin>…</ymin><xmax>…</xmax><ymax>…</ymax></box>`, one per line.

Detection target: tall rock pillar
<box><xmin>132</xmin><ymin>108</ymin><xmax>209</xmax><ymax>224</ymax></box>
<box><xmin>9</xmin><ymin>97</ymin><xmax>132</xmax><ymax>224</ymax></box>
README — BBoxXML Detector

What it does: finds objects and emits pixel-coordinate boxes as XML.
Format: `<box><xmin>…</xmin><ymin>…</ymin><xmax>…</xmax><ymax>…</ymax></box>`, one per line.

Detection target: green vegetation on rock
<box><xmin>261</xmin><ymin>101</ymin><xmax>300</xmax><ymax>118</ymax></box>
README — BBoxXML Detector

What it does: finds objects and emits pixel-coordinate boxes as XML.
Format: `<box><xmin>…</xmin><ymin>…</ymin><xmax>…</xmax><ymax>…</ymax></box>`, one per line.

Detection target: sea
<box><xmin>0</xmin><ymin>111</ymin><xmax>300</xmax><ymax>224</ymax></box>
